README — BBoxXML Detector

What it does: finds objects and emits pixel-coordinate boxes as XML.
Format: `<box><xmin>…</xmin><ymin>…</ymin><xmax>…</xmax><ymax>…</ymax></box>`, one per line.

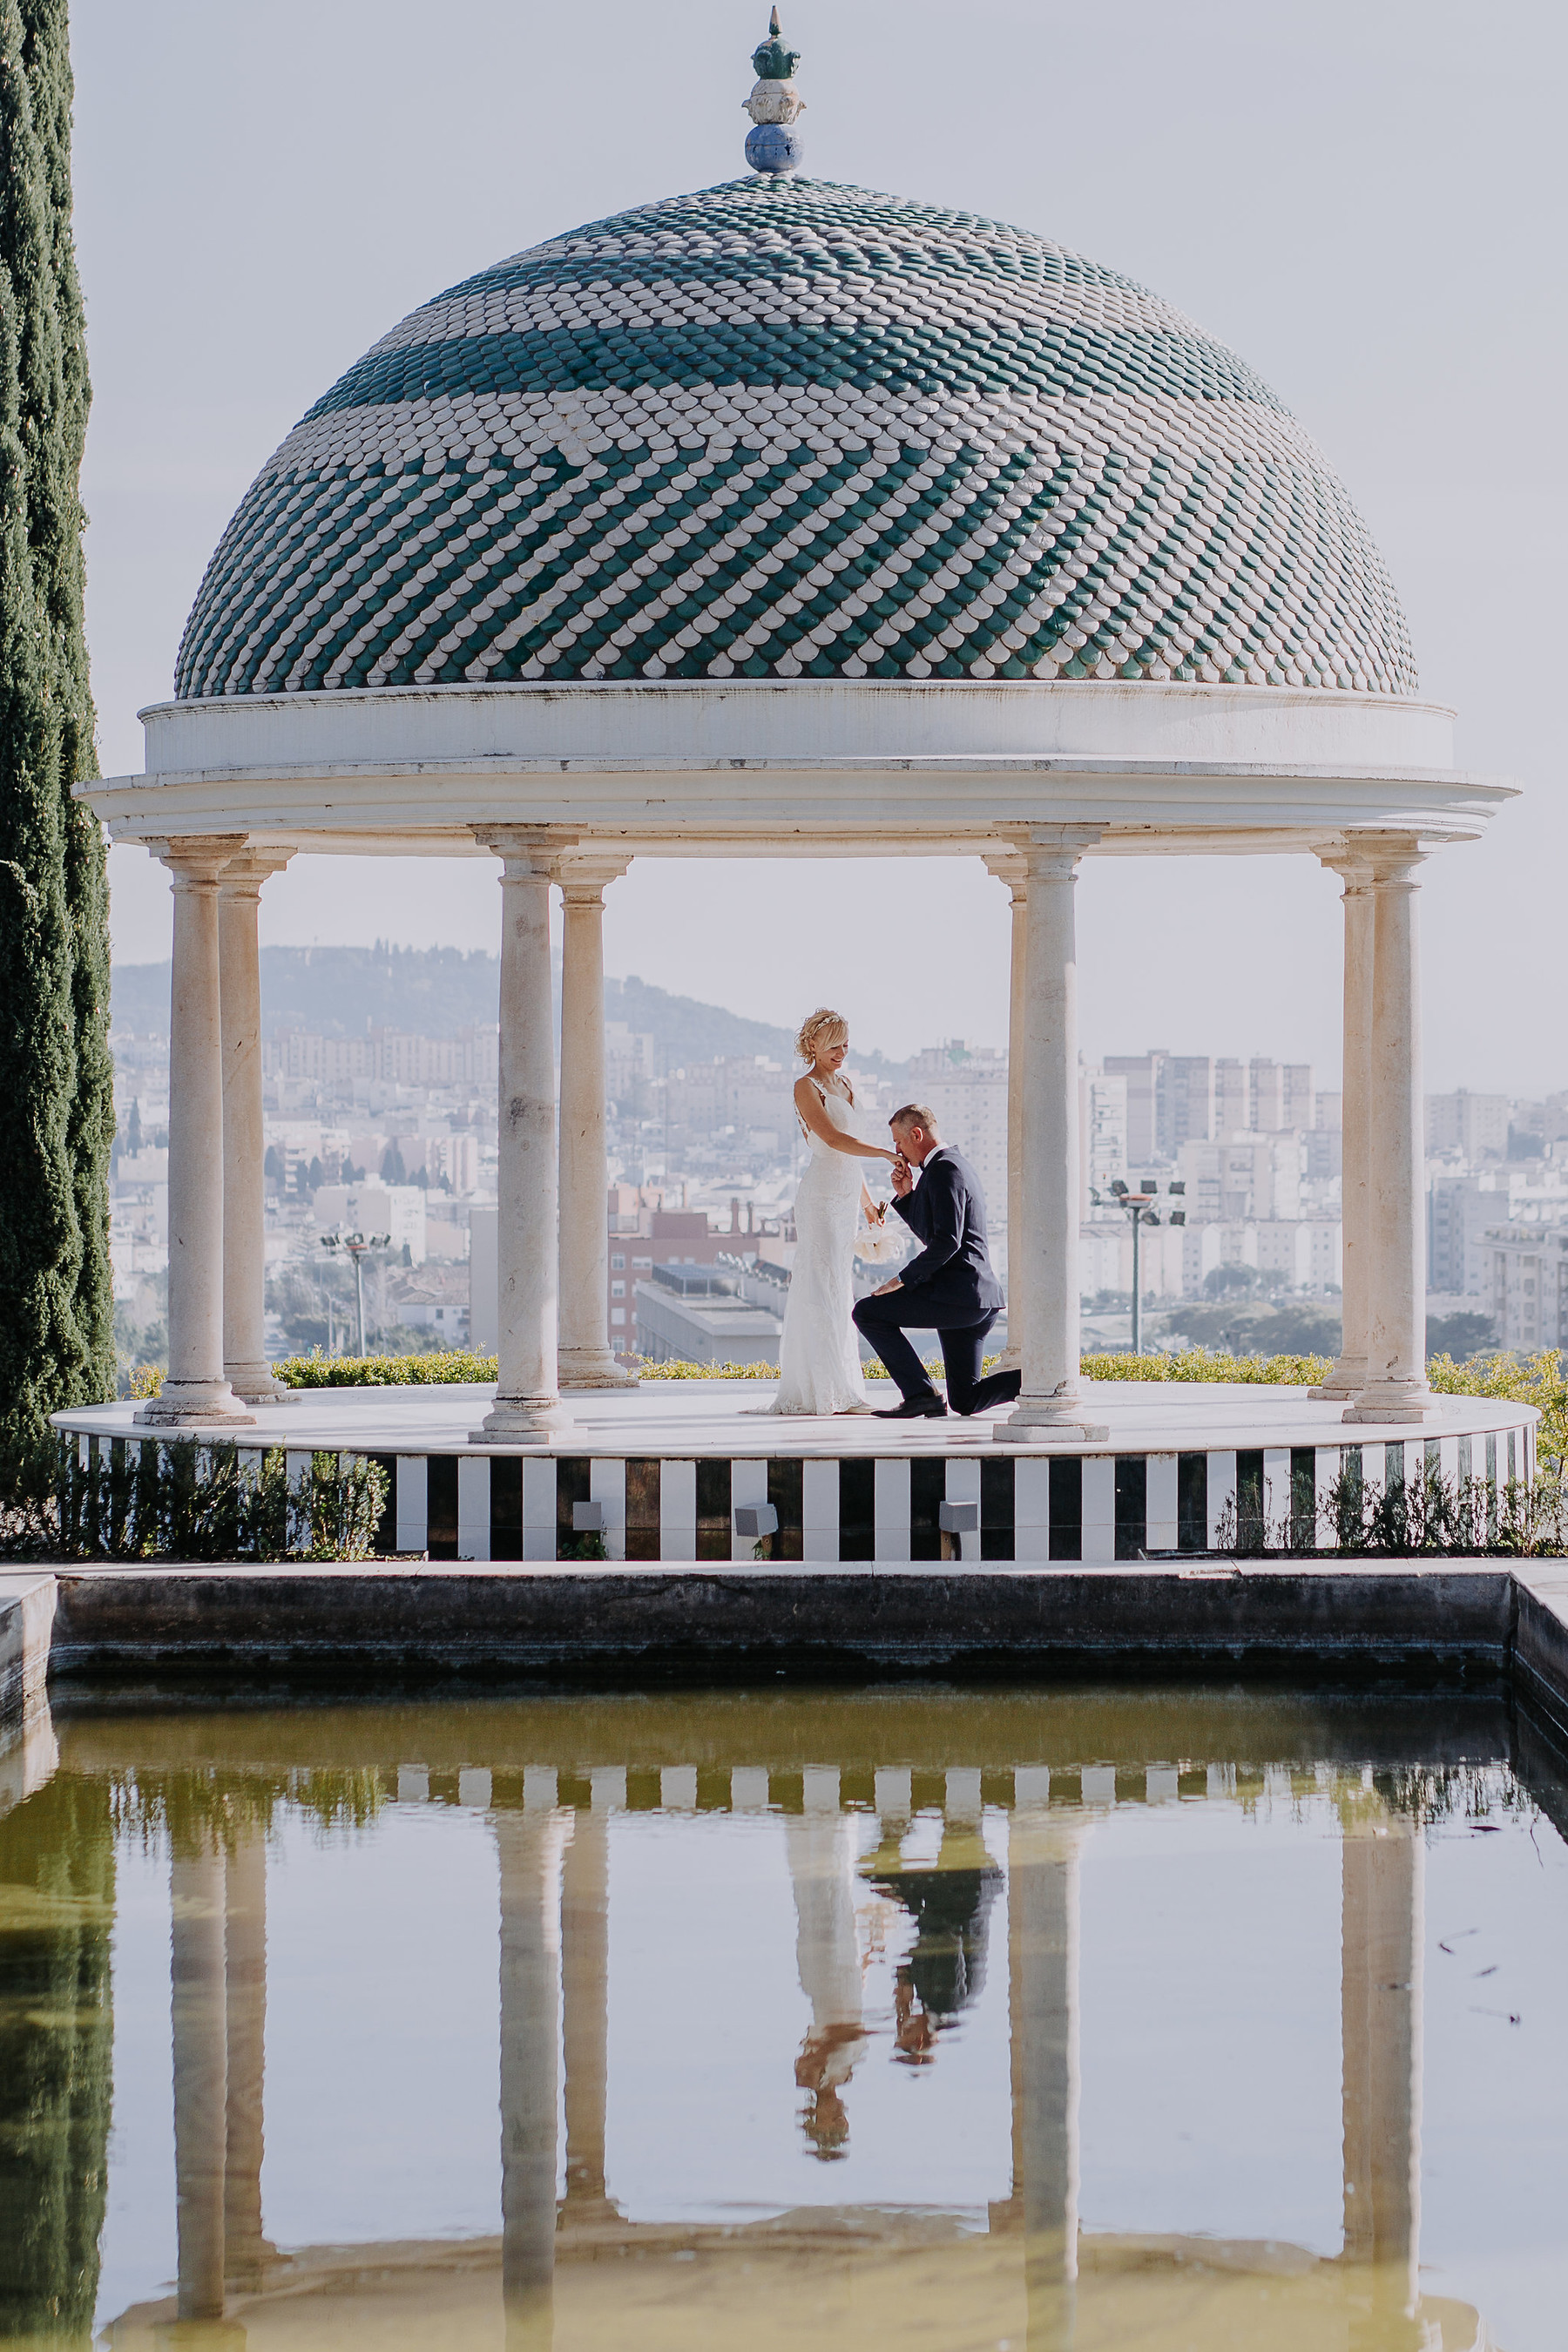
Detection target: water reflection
<box><xmin>0</xmin><ymin>1687</ymin><xmax>1562</xmax><ymax>2349</ymax></box>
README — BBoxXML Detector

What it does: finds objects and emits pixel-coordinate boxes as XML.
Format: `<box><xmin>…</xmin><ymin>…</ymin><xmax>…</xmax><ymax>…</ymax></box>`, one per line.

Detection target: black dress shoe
<box><xmin>874</xmin><ymin>1395</ymin><xmax>949</xmax><ymax>1419</ymax></box>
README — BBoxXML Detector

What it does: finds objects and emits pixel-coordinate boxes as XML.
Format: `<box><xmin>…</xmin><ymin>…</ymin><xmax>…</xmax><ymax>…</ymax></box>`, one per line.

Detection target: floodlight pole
<box><xmin>321</xmin><ymin>1229</ymin><xmax>391</xmax><ymax>1357</ymax></box>
<box><xmin>1090</xmin><ymin>1183</ymin><xmax>1184</xmax><ymax>1359</ymax></box>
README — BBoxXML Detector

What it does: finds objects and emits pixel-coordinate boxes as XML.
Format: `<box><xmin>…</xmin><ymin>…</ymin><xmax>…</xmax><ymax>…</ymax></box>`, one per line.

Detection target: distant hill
<box><xmin>112</xmin><ymin>944</ymin><xmax>502</xmax><ymax>1039</ymax></box>
<box><xmin>607</xmin><ymin>973</ymin><xmax>906</xmax><ymax>1082</ymax></box>
<box><xmin>111</xmin><ymin>944</ymin><xmax>908</xmax><ymax>1078</ymax></box>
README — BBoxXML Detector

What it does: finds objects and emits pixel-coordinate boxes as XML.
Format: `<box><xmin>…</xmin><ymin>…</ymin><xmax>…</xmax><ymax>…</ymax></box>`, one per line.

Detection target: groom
<box><xmin>852</xmin><ymin>1105</ymin><xmax>1023</xmax><ymax>1420</ymax></box>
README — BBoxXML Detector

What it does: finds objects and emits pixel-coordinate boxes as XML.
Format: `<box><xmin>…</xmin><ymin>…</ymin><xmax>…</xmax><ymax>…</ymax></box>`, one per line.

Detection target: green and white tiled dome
<box><xmin>176</xmin><ymin>178</ymin><xmax>1416</xmax><ymax>700</ymax></box>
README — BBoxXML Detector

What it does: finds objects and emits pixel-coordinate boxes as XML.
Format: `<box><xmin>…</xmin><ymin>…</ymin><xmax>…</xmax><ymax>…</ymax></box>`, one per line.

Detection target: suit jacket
<box><xmin>890</xmin><ymin>1146</ymin><xmax>1006</xmax><ymax>1323</ymax></box>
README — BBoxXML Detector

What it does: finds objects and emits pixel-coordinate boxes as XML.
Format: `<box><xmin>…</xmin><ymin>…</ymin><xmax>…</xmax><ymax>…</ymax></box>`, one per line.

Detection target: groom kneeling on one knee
<box><xmin>852</xmin><ymin>1105</ymin><xmax>1023</xmax><ymax>1422</ymax></box>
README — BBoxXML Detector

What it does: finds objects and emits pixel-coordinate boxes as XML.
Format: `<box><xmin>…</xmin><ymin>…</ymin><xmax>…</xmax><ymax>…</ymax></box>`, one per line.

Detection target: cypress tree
<box><xmin>0</xmin><ymin>0</ymin><xmax>112</xmax><ymax>1495</ymax></box>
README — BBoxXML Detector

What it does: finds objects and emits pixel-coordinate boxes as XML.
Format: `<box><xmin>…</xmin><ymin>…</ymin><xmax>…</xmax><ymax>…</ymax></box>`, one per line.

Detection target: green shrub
<box><xmin>1080</xmin><ymin>1348</ymin><xmax>1332</xmax><ymax>1387</ymax></box>
<box><xmin>57</xmin><ymin>1440</ymin><xmax>388</xmax><ymax>1561</ymax></box>
<box><xmin>275</xmin><ymin>1349</ymin><xmax>498</xmax><ymax>1388</ymax></box>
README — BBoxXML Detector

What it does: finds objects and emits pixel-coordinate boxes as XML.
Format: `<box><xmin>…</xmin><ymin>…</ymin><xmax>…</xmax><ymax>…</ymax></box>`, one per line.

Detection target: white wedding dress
<box><xmin>770</xmin><ymin>1080</ymin><xmax>873</xmax><ymax>1416</ymax></box>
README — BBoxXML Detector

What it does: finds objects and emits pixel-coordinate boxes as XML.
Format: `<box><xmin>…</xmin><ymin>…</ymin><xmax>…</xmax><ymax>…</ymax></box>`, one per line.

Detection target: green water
<box><xmin>1</xmin><ymin>1684</ymin><xmax>1565</xmax><ymax>2350</ymax></box>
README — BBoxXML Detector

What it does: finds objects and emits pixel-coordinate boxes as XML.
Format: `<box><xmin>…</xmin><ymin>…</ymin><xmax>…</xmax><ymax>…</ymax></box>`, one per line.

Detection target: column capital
<box><xmin>1356</xmin><ymin>829</ymin><xmax>1429</xmax><ymax>887</ymax></box>
<box><xmin>145</xmin><ymin>834</ymin><xmax>248</xmax><ymax>884</ymax></box>
<box><xmin>1315</xmin><ymin>839</ymin><xmax>1375</xmax><ymax>889</ymax></box>
<box><xmin>472</xmin><ymin>825</ymin><xmax>573</xmax><ymax>876</ymax></box>
<box><xmin>216</xmin><ymin>847</ymin><xmax>294</xmax><ymax>896</ymax></box>
<box><xmin>552</xmin><ymin>854</ymin><xmax>631</xmax><ymax>899</ymax></box>
<box><xmin>1020</xmin><ymin>827</ymin><xmax>1100</xmax><ymax>882</ymax></box>
<box><xmin>982</xmin><ymin>850</ymin><xmax>1027</xmax><ymax>891</ymax></box>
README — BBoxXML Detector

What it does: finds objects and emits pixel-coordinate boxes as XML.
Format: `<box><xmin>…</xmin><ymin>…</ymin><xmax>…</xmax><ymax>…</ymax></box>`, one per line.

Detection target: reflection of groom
<box><xmin>852</xmin><ymin>1105</ymin><xmax>1023</xmax><ymax>1421</ymax></box>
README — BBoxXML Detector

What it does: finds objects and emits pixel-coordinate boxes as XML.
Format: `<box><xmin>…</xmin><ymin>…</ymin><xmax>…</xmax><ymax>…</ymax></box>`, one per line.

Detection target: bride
<box><xmin>770</xmin><ymin>1008</ymin><xmax>899</xmax><ymax>1416</ymax></box>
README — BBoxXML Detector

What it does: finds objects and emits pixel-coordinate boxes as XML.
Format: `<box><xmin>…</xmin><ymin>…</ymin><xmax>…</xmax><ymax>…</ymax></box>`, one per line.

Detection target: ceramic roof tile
<box><xmin>176</xmin><ymin>178</ymin><xmax>1415</xmax><ymax>699</ymax></box>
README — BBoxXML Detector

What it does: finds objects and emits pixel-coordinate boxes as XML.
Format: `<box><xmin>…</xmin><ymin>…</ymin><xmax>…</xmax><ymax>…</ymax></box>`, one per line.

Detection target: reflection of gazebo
<box><xmin>77</xmin><ymin>28</ymin><xmax>1514</xmax><ymax>1449</ymax></box>
<box><xmin>72</xmin><ymin>1692</ymin><xmax>1494</xmax><ymax>2350</ymax></box>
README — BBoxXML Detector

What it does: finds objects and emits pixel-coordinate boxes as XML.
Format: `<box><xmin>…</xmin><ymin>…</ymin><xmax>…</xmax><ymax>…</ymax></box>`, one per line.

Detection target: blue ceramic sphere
<box><xmin>745</xmin><ymin>122</ymin><xmax>802</xmax><ymax>173</ymax></box>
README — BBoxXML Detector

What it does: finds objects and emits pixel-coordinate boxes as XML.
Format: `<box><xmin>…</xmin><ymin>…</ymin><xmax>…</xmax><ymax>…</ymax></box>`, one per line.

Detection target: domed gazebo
<box><xmin>78</xmin><ymin>21</ymin><xmax>1513</xmax><ymax>1448</ymax></box>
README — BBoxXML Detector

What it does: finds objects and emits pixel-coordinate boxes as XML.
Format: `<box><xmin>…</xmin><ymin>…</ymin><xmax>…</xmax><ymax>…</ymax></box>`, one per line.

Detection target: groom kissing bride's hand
<box><xmin>852</xmin><ymin>1106</ymin><xmax>1023</xmax><ymax>1421</ymax></box>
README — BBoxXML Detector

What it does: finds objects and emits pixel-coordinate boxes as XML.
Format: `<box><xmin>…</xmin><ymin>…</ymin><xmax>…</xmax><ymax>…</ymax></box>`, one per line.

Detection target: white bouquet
<box><xmin>854</xmin><ymin>1206</ymin><xmax>908</xmax><ymax>1267</ymax></box>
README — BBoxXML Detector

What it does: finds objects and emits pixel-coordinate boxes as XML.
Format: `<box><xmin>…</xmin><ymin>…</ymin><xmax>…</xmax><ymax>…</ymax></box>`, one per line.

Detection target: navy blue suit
<box><xmin>851</xmin><ymin>1146</ymin><xmax>1019</xmax><ymax>1414</ymax></box>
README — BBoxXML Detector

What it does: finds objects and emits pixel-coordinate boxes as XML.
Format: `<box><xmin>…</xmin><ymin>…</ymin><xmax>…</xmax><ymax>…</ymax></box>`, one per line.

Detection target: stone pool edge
<box><xmin>1</xmin><ymin>1560</ymin><xmax>1565</xmax><ymax>1716</ymax></box>
<box><xmin>0</xmin><ymin>1556</ymin><xmax>1538</xmax><ymax>1677</ymax></box>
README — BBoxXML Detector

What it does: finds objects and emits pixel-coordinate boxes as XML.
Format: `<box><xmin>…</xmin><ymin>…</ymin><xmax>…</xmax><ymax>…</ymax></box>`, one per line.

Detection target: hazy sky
<box><xmin>73</xmin><ymin>0</ymin><xmax>1565</xmax><ymax>1083</ymax></box>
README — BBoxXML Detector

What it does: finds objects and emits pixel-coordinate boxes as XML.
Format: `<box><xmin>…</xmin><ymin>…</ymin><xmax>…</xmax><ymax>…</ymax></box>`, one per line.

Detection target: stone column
<box><xmin>140</xmin><ymin>840</ymin><xmax>254</xmax><ymax>1427</ymax></box>
<box><xmin>984</xmin><ymin>855</ymin><xmax>1028</xmax><ymax>1375</ymax></box>
<box><xmin>224</xmin><ymin>1828</ymin><xmax>269</xmax><ymax>2293</ymax></box>
<box><xmin>555</xmin><ymin>859</ymin><xmax>635</xmax><ymax>1390</ymax></box>
<box><xmin>1342</xmin><ymin>1802</ymin><xmax>1423</xmax><ymax>2332</ymax></box>
<box><xmin>1010</xmin><ymin>1808</ymin><xmax>1083</xmax><ymax>2352</ymax></box>
<box><xmin>1315</xmin><ymin>854</ymin><xmax>1373</xmax><ymax>1400</ymax></box>
<box><xmin>497</xmin><ymin>1805</ymin><xmax>571</xmax><ymax>2349</ymax></box>
<box><xmin>171</xmin><ymin>1842</ymin><xmax>229</xmax><ymax>2323</ymax></box>
<box><xmin>561</xmin><ymin>1797</ymin><xmax>611</xmax><ymax>2208</ymax></box>
<box><xmin>1347</xmin><ymin>836</ymin><xmax>1433</xmax><ymax>1423</ymax></box>
<box><xmin>219</xmin><ymin>852</ymin><xmax>292</xmax><ymax>1403</ymax></box>
<box><xmin>472</xmin><ymin>832</ymin><xmax>569</xmax><ymax>1443</ymax></box>
<box><xmin>999</xmin><ymin>831</ymin><xmax>1105</xmax><ymax>1442</ymax></box>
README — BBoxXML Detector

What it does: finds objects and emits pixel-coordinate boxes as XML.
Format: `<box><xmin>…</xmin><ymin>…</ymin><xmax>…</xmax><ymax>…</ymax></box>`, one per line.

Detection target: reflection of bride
<box><xmin>770</xmin><ymin>1008</ymin><xmax>899</xmax><ymax>1417</ymax></box>
<box><xmin>786</xmin><ymin>1808</ymin><xmax>869</xmax><ymax>2158</ymax></box>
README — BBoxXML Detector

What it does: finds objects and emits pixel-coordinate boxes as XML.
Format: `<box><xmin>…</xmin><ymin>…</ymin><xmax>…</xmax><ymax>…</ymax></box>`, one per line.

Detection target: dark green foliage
<box><xmin>58</xmin><ymin>1438</ymin><xmax>390</xmax><ymax>1561</ymax></box>
<box><xmin>0</xmin><ymin>0</ymin><xmax>113</xmax><ymax>1497</ymax></box>
<box><xmin>1425</xmin><ymin>1310</ymin><xmax>1497</xmax><ymax>1361</ymax></box>
<box><xmin>0</xmin><ymin>1773</ymin><xmax>113</xmax><ymax>2342</ymax></box>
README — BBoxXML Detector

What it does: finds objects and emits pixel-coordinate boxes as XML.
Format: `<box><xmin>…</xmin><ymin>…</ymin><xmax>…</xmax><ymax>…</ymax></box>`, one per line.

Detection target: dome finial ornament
<box><xmin>743</xmin><ymin>7</ymin><xmax>804</xmax><ymax>174</ymax></box>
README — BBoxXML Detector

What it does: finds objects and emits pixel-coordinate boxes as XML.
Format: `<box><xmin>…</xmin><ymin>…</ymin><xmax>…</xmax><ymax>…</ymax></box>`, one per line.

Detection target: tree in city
<box><xmin>0</xmin><ymin>0</ymin><xmax>114</xmax><ymax>1493</ymax></box>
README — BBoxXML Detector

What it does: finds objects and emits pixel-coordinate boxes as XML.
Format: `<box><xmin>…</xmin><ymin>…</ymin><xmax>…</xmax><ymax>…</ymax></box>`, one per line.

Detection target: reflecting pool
<box><xmin>3</xmin><ymin>1686</ymin><xmax>1566</xmax><ymax>2349</ymax></box>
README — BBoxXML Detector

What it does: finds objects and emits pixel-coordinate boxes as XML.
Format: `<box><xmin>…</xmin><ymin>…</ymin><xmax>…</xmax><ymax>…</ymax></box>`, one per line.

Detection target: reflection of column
<box><xmin>219</xmin><ymin>853</ymin><xmax>292</xmax><ymax>1402</ymax></box>
<box><xmin>561</xmin><ymin>1801</ymin><xmax>610</xmax><ymax>2207</ymax></box>
<box><xmin>1315</xmin><ymin>855</ymin><xmax>1372</xmax><ymax>1400</ymax></box>
<box><xmin>172</xmin><ymin>1843</ymin><xmax>229</xmax><ymax>2322</ymax></box>
<box><xmin>1342</xmin><ymin>1807</ymin><xmax>1423</xmax><ymax>2338</ymax></box>
<box><xmin>1009</xmin><ymin>1809</ymin><xmax>1081</xmax><ymax>2352</ymax></box>
<box><xmin>498</xmin><ymin>1808</ymin><xmax>570</xmax><ymax>2347</ymax></box>
<box><xmin>555</xmin><ymin>860</ymin><xmax>635</xmax><ymax>1390</ymax></box>
<box><xmin>785</xmin><ymin>1805</ymin><xmax>867</xmax><ymax>2158</ymax></box>
<box><xmin>224</xmin><ymin>1831</ymin><xmax>268</xmax><ymax>2291</ymax></box>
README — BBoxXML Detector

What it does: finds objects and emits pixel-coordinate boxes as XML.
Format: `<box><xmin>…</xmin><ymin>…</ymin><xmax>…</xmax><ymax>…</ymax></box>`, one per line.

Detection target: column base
<box><xmin>1310</xmin><ymin>1355</ymin><xmax>1368</xmax><ymax>1401</ymax></box>
<box><xmin>224</xmin><ymin>1362</ymin><xmax>295</xmax><ymax>1405</ymax></box>
<box><xmin>134</xmin><ymin>1379</ymin><xmax>256</xmax><ymax>1428</ymax></box>
<box><xmin>470</xmin><ymin>1395</ymin><xmax>573</xmax><ymax>1446</ymax></box>
<box><xmin>558</xmin><ymin>1348</ymin><xmax>639</xmax><ymax>1391</ymax></box>
<box><xmin>1342</xmin><ymin>1381</ymin><xmax>1437</xmax><ymax>1425</ymax></box>
<box><xmin>994</xmin><ymin>1390</ymin><xmax>1110</xmax><ymax>1443</ymax></box>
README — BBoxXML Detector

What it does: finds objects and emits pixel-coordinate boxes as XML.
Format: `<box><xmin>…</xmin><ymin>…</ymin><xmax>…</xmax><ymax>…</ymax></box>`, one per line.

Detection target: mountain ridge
<box><xmin>111</xmin><ymin>944</ymin><xmax>909</xmax><ymax>1079</ymax></box>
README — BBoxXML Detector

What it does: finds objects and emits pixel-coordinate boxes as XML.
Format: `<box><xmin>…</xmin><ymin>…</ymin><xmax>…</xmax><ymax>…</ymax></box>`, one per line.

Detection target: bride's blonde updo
<box><xmin>795</xmin><ymin>1007</ymin><xmax>849</xmax><ymax>1065</ymax></box>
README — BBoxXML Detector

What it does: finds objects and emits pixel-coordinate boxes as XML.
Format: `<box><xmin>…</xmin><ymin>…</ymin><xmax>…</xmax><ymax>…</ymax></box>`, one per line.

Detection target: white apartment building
<box><xmin>264</xmin><ymin>1025</ymin><xmax>500</xmax><ymax>1090</ymax></box>
<box><xmin>1079</xmin><ymin>1069</ymin><xmax>1129</xmax><ymax>1211</ymax></box>
<box><xmin>1177</xmin><ymin>1133</ymin><xmax>1304</xmax><ymax>1223</ymax></box>
<box><xmin>1490</xmin><ymin>1225</ymin><xmax>1568</xmax><ymax>1351</ymax></box>
<box><xmin>905</xmin><ymin>1043</ymin><xmax>1009</xmax><ymax>1220</ymax></box>
<box><xmin>426</xmin><ymin>1131</ymin><xmax>480</xmax><ymax>1194</ymax></box>
<box><xmin>1426</xmin><ymin>1088</ymin><xmax>1508</xmax><ymax>1162</ymax></box>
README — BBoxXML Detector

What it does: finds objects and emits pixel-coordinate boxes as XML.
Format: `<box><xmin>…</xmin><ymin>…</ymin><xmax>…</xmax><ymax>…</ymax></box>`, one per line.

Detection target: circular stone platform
<box><xmin>54</xmin><ymin>1382</ymin><xmax>1538</xmax><ymax>1564</ymax></box>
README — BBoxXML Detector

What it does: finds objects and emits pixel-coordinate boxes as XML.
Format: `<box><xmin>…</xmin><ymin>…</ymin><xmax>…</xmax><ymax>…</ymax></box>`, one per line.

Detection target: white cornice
<box><xmin>76</xmin><ymin>678</ymin><xmax>1516</xmax><ymax>855</ymax></box>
